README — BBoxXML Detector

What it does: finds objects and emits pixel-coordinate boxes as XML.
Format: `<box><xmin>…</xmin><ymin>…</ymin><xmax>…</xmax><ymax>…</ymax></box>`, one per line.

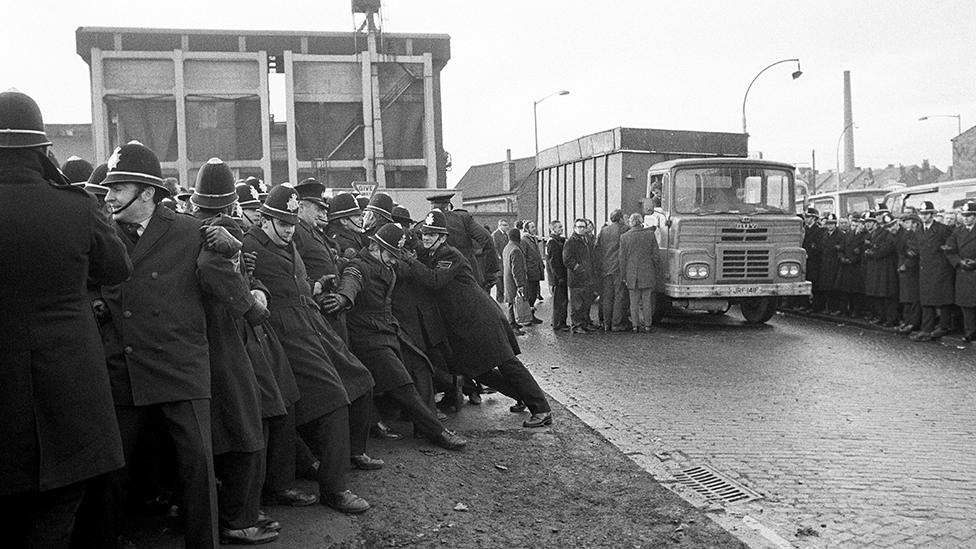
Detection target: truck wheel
<box><xmin>651</xmin><ymin>293</ymin><xmax>667</xmax><ymax>324</ymax></box>
<box><xmin>740</xmin><ymin>297</ymin><xmax>776</xmax><ymax>324</ymax></box>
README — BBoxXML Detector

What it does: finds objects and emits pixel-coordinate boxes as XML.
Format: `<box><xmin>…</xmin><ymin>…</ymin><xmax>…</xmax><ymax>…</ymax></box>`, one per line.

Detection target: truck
<box><xmin>534</xmin><ymin>128</ymin><xmax>810</xmax><ymax>324</ymax></box>
<box><xmin>645</xmin><ymin>157</ymin><xmax>811</xmax><ymax>324</ymax></box>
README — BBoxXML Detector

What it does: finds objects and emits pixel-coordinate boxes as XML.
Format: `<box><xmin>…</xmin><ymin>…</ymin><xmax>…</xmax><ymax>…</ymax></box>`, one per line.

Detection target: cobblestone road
<box><xmin>517</xmin><ymin>303</ymin><xmax>976</xmax><ymax>548</ymax></box>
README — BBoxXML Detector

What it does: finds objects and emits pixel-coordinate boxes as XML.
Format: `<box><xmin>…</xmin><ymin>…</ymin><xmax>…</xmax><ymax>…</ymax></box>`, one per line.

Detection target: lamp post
<box><xmin>836</xmin><ymin>122</ymin><xmax>855</xmax><ymax>192</ymax></box>
<box><xmin>918</xmin><ymin>114</ymin><xmax>962</xmax><ymax>136</ymax></box>
<box><xmin>741</xmin><ymin>58</ymin><xmax>802</xmax><ymax>135</ymax></box>
<box><xmin>533</xmin><ymin>90</ymin><xmax>570</xmax><ymax>157</ymax></box>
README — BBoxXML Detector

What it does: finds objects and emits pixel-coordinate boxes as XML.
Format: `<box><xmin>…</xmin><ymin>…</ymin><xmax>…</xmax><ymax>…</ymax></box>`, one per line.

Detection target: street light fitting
<box><xmin>741</xmin><ymin>58</ymin><xmax>803</xmax><ymax>135</ymax></box>
<box><xmin>534</xmin><ymin>89</ymin><xmax>571</xmax><ymax>157</ymax></box>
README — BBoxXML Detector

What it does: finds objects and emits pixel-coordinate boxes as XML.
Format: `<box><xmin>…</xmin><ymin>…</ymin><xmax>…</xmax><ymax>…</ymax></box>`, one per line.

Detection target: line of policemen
<box><xmin>798</xmin><ymin>202</ymin><xmax>976</xmax><ymax>342</ymax></box>
<box><xmin>0</xmin><ymin>90</ymin><xmax>551</xmax><ymax>549</ymax></box>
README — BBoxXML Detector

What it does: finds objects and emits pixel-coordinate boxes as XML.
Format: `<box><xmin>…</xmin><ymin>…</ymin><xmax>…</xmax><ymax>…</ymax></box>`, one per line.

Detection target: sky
<box><xmin>4</xmin><ymin>0</ymin><xmax>975</xmax><ymax>185</ymax></box>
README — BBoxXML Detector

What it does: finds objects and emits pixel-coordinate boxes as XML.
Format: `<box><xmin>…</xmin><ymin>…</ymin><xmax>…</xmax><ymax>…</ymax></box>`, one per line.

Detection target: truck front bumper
<box><xmin>665</xmin><ymin>281</ymin><xmax>812</xmax><ymax>299</ymax></box>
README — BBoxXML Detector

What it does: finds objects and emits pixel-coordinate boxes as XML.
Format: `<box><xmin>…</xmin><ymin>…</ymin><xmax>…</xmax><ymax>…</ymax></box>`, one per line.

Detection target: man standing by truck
<box><xmin>596</xmin><ymin>209</ymin><xmax>629</xmax><ymax>331</ymax></box>
<box><xmin>564</xmin><ymin>218</ymin><xmax>598</xmax><ymax>334</ymax></box>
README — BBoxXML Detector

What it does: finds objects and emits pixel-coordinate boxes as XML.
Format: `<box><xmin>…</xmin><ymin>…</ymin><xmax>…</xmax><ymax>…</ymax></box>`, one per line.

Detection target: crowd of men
<box><xmin>489</xmin><ymin>209</ymin><xmax>662</xmax><ymax>337</ymax></box>
<box><xmin>797</xmin><ymin>204</ymin><xmax>976</xmax><ymax>342</ymax></box>
<box><xmin>0</xmin><ymin>91</ymin><xmax>553</xmax><ymax>549</ymax></box>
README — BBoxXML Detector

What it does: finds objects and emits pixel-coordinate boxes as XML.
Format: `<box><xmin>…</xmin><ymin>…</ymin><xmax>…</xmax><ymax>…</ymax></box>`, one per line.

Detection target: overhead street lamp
<box><xmin>741</xmin><ymin>58</ymin><xmax>802</xmax><ymax>135</ymax></box>
<box><xmin>918</xmin><ymin>114</ymin><xmax>962</xmax><ymax>136</ymax></box>
<box><xmin>533</xmin><ymin>90</ymin><xmax>570</xmax><ymax>157</ymax></box>
<box><xmin>836</xmin><ymin>121</ymin><xmax>856</xmax><ymax>192</ymax></box>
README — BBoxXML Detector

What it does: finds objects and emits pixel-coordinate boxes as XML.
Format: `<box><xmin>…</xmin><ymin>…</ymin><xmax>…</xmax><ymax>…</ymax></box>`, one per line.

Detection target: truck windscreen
<box><xmin>673</xmin><ymin>167</ymin><xmax>794</xmax><ymax>215</ymax></box>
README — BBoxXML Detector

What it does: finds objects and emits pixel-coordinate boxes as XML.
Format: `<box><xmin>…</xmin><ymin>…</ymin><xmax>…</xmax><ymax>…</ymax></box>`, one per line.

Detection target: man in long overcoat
<box><xmin>563</xmin><ymin>218</ymin><xmax>598</xmax><ymax>333</ymax></box>
<box><xmin>596</xmin><ymin>210</ymin><xmax>630</xmax><ymax>330</ymax></box>
<box><xmin>619</xmin><ymin>214</ymin><xmax>660</xmax><ymax>332</ymax></box>
<box><xmin>503</xmin><ymin>228</ymin><xmax>529</xmax><ymax>331</ymax></box>
<box><xmin>426</xmin><ymin>193</ymin><xmax>498</xmax><ymax>287</ymax></box>
<box><xmin>325</xmin><ymin>192</ymin><xmax>366</xmax><ymax>259</ymax></box>
<box><xmin>835</xmin><ymin>213</ymin><xmax>867</xmax><ymax>317</ymax></box>
<box><xmin>944</xmin><ymin>203</ymin><xmax>976</xmax><ymax>340</ymax></box>
<box><xmin>520</xmin><ymin>223</ymin><xmax>545</xmax><ymax>324</ymax></box>
<box><xmin>190</xmin><ymin>159</ymin><xmax>283</xmax><ymax>543</ymax></box>
<box><xmin>545</xmin><ymin>220</ymin><xmax>569</xmax><ymax>331</ymax></box>
<box><xmin>97</xmin><ymin>142</ymin><xmax>220</xmax><ymax>548</ymax></box>
<box><xmin>862</xmin><ymin>214</ymin><xmax>899</xmax><ymax>326</ymax></box>
<box><xmin>243</xmin><ymin>185</ymin><xmax>373</xmax><ymax>514</ymax></box>
<box><xmin>402</xmin><ymin>211</ymin><xmax>553</xmax><ymax>428</ymax></box>
<box><xmin>910</xmin><ymin>201</ymin><xmax>956</xmax><ymax>341</ymax></box>
<box><xmin>491</xmin><ymin>219</ymin><xmax>510</xmax><ymax>302</ymax></box>
<box><xmin>895</xmin><ymin>214</ymin><xmax>922</xmax><ymax>333</ymax></box>
<box><xmin>325</xmin><ymin>224</ymin><xmax>467</xmax><ymax>450</ymax></box>
<box><xmin>800</xmin><ymin>207</ymin><xmax>823</xmax><ymax>310</ymax></box>
<box><xmin>0</xmin><ymin>91</ymin><xmax>131</xmax><ymax>548</ymax></box>
<box><xmin>817</xmin><ymin>214</ymin><xmax>845</xmax><ymax>314</ymax></box>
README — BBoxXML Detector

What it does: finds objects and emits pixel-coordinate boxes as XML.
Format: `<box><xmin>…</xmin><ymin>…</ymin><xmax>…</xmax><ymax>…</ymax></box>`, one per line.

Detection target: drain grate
<box><xmin>672</xmin><ymin>464</ymin><xmax>762</xmax><ymax>504</ymax></box>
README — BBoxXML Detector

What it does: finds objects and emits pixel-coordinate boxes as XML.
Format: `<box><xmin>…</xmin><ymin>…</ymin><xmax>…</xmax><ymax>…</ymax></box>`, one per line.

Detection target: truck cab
<box><xmin>644</xmin><ymin>158</ymin><xmax>811</xmax><ymax>323</ymax></box>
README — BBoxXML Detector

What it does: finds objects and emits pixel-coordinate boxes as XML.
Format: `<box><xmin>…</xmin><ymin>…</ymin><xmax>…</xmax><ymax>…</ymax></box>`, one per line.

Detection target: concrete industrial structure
<box><xmin>75</xmin><ymin>26</ymin><xmax>451</xmax><ymax>197</ymax></box>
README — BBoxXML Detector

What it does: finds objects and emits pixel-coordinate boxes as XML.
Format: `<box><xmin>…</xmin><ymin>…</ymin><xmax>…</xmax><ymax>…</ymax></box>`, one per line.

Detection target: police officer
<box><xmin>61</xmin><ymin>155</ymin><xmax>94</xmax><ymax>186</ymax></box>
<box><xmin>0</xmin><ymin>90</ymin><xmax>131</xmax><ymax>549</ymax></box>
<box><xmin>425</xmin><ymin>193</ymin><xmax>498</xmax><ymax>287</ymax></box>
<box><xmin>402</xmin><ymin>211</ymin><xmax>553</xmax><ymax>428</ymax></box>
<box><xmin>944</xmin><ymin>203</ymin><xmax>976</xmax><ymax>341</ymax></box>
<box><xmin>242</xmin><ymin>185</ymin><xmax>373</xmax><ymax>514</ymax></box>
<box><xmin>324</xmin><ymin>223</ymin><xmax>467</xmax><ymax>450</ymax></box>
<box><xmin>326</xmin><ymin>192</ymin><xmax>367</xmax><ymax>258</ymax></box>
<box><xmin>862</xmin><ymin>212</ymin><xmax>899</xmax><ymax>327</ymax></box>
<box><xmin>190</xmin><ymin>158</ymin><xmax>282</xmax><ymax>544</ymax></box>
<box><xmin>818</xmin><ymin>213</ymin><xmax>844</xmax><ymax>314</ymax></box>
<box><xmin>801</xmin><ymin>207</ymin><xmax>824</xmax><ymax>311</ymax></box>
<box><xmin>910</xmin><ymin>201</ymin><xmax>956</xmax><ymax>341</ymax></box>
<box><xmin>97</xmin><ymin>141</ymin><xmax>221</xmax><ymax>548</ymax></box>
<box><xmin>895</xmin><ymin>213</ymin><xmax>922</xmax><ymax>333</ymax></box>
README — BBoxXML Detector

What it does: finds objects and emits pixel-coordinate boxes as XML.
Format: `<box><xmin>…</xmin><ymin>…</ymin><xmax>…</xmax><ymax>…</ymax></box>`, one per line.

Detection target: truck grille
<box><xmin>720</xmin><ymin>227</ymin><xmax>768</xmax><ymax>242</ymax></box>
<box><xmin>721</xmin><ymin>249</ymin><xmax>770</xmax><ymax>279</ymax></box>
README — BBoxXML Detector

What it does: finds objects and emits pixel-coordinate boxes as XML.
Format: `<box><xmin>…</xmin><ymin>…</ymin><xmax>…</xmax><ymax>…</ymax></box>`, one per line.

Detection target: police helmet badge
<box><xmin>425</xmin><ymin>212</ymin><xmax>436</xmax><ymax>226</ymax></box>
<box><xmin>287</xmin><ymin>194</ymin><xmax>300</xmax><ymax>212</ymax></box>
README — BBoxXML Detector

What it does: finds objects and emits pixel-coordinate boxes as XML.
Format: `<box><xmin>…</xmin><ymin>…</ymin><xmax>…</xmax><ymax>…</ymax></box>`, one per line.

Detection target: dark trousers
<box><xmin>263</xmin><ymin>409</ymin><xmax>296</xmax><ymax>495</ymax></box>
<box><xmin>870</xmin><ymin>296</ymin><xmax>898</xmax><ymax>324</ymax></box>
<box><xmin>81</xmin><ymin>400</ymin><xmax>218</xmax><ymax>549</ymax></box>
<box><xmin>2</xmin><ymin>481</ymin><xmax>86</xmax><ymax>549</ymax></box>
<box><xmin>629</xmin><ymin>288</ymin><xmax>656</xmax><ymax>328</ymax></box>
<box><xmin>569</xmin><ymin>286</ymin><xmax>596</xmax><ymax>328</ymax></box>
<box><xmin>901</xmin><ymin>301</ymin><xmax>921</xmax><ymax>328</ymax></box>
<box><xmin>348</xmin><ymin>393</ymin><xmax>372</xmax><ymax>457</ymax></box>
<box><xmin>961</xmin><ymin>306</ymin><xmax>976</xmax><ymax>336</ymax></box>
<box><xmin>297</xmin><ymin>406</ymin><xmax>350</xmax><ymax>495</ymax></box>
<box><xmin>601</xmin><ymin>275</ymin><xmax>628</xmax><ymax>329</ymax></box>
<box><xmin>474</xmin><ymin>358</ymin><xmax>550</xmax><ymax>415</ymax></box>
<box><xmin>550</xmin><ymin>283</ymin><xmax>568</xmax><ymax>329</ymax></box>
<box><xmin>921</xmin><ymin>305</ymin><xmax>953</xmax><ymax>333</ymax></box>
<box><xmin>214</xmin><ymin>451</ymin><xmax>262</xmax><ymax>530</ymax></box>
<box><xmin>385</xmin><ymin>384</ymin><xmax>444</xmax><ymax>438</ymax></box>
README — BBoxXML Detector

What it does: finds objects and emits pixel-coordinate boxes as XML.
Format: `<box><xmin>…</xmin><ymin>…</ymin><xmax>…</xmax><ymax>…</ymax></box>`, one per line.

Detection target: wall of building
<box><xmin>953</xmin><ymin>131</ymin><xmax>976</xmax><ymax>179</ymax></box>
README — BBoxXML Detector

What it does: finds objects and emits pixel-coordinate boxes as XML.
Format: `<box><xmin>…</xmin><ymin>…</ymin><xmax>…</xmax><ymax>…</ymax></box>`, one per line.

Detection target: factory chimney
<box><xmin>843</xmin><ymin>70</ymin><xmax>855</xmax><ymax>172</ymax></box>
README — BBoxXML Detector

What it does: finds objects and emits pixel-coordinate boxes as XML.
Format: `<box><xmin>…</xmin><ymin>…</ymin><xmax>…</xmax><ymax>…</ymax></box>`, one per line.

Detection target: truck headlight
<box><xmin>684</xmin><ymin>263</ymin><xmax>710</xmax><ymax>279</ymax></box>
<box><xmin>778</xmin><ymin>261</ymin><xmax>801</xmax><ymax>278</ymax></box>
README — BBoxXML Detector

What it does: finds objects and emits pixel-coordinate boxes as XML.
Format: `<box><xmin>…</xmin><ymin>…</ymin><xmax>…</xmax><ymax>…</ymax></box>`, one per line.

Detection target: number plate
<box><xmin>734</xmin><ymin>223</ymin><xmax>758</xmax><ymax>230</ymax></box>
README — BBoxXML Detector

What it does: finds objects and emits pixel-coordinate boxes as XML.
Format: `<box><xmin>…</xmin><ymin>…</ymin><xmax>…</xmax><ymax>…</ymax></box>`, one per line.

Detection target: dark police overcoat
<box><xmin>945</xmin><ymin>224</ymin><xmax>976</xmax><ymax>307</ymax></box>
<box><xmin>337</xmin><ymin>249</ymin><xmax>414</xmax><ymax>393</ymax></box>
<box><xmin>834</xmin><ymin>229</ymin><xmax>866</xmax><ymax>294</ymax></box>
<box><xmin>862</xmin><ymin>228</ymin><xmax>898</xmax><ymax>298</ymax></box>
<box><xmin>295</xmin><ymin>218</ymin><xmax>349</xmax><ymax>342</ymax></box>
<box><xmin>1</xmin><ymin>151</ymin><xmax>131</xmax><ymax>496</ymax></box>
<box><xmin>403</xmin><ymin>243</ymin><xmax>520</xmax><ymax>377</ymax></box>
<box><xmin>911</xmin><ymin>221</ymin><xmax>955</xmax><ymax>306</ymax></box>
<box><xmin>895</xmin><ymin>229</ymin><xmax>920</xmax><ymax>304</ymax></box>
<box><xmin>443</xmin><ymin>209</ymin><xmax>498</xmax><ymax>286</ymax></box>
<box><xmin>195</xmin><ymin>213</ymin><xmax>265</xmax><ymax>454</ymax></box>
<box><xmin>101</xmin><ymin>206</ymin><xmax>211</xmax><ymax>406</ymax></box>
<box><xmin>328</xmin><ymin>223</ymin><xmax>366</xmax><ymax>259</ymax></box>
<box><xmin>802</xmin><ymin>223</ymin><xmax>824</xmax><ymax>289</ymax></box>
<box><xmin>818</xmin><ymin>227</ymin><xmax>845</xmax><ymax>291</ymax></box>
<box><xmin>243</xmin><ymin>226</ymin><xmax>373</xmax><ymax>425</ymax></box>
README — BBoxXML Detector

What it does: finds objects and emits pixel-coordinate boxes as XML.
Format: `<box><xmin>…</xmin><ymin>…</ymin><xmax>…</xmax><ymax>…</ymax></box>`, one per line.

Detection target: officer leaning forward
<box><xmin>401</xmin><ymin>211</ymin><xmax>554</xmax><ymax>428</ymax></box>
<box><xmin>0</xmin><ymin>90</ymin><xmax>131</xmax><ymax>549</ymax></box>
<box><xmin>242</xmin><ymin>185</ymin><xmax>375</xmax><ymax>514</ymax></box>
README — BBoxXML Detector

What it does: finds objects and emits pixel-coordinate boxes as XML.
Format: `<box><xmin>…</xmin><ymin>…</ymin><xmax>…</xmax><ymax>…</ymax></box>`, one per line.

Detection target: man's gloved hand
<box><xmin>203</xmin><ymin>225</ymin><xmax>242</xmax><ymax>258</ymax></box>
<box><xmin>313</xmin><ymin>274</ymin><xmax>337</xmax><ymax>296</ymax></box>
<box><xmin>250</xmin><ymin>289</ymin><xmax>268</xmax><ymax>309</ymax></box>
<box><xmin>243</xmin><ymin>300</ymin><xmax>271</xmax><ymax>326</ymax></box>
<box><xmin>320</xmin><ymin>293</ymin><xmax>350</xmax><ymax>314</ymax></box>
<box><xmin>91</xmin><ymin>298</ymin><xmax>111</xmax><ymax>325</ymax></box>
<box><xmin>242</xmin><ymin>251</ymin><xmax>257</xmax><ymax>275</ymax></box>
